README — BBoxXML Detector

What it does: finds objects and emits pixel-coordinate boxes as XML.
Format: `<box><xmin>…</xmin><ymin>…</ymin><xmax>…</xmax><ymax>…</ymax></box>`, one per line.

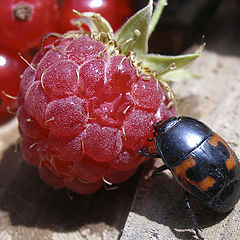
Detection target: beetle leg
<box><xmin>137</xmin><ymin>147</ymin><xmax>161</xmax><ymax>158</ymax></box>
<box><xmin>184</xmin><ymin>191</ymin><xmax>204</xmax><ymax>240</ymax></box>
<box><xmin>151</xmin><ymin>165</ymin><xmax>168</xmax><ymax>177</ymax></box>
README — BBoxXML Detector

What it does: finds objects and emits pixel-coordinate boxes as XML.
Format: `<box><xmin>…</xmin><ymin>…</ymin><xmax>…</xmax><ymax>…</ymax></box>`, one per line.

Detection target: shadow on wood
<box><xmin>0</xmin><ymin>144</ymin><xmax>140</xmax><ymax>235</ymax></box>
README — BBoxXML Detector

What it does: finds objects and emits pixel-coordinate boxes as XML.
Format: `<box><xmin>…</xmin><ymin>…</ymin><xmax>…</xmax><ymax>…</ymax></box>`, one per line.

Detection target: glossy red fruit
<box><xmin>0</xmin><ymin>0</ymin><xmax>59</xmax><ymax>50</ymax></box>
<box><xmin>0</xmin><ymin>45</ymin><xmax>26</xmax><ymax>124</ymax></box>
<box><xmin>58</xmin><ymin>0</ymin><xmax>132</xmax><ymax>32</ymax></box>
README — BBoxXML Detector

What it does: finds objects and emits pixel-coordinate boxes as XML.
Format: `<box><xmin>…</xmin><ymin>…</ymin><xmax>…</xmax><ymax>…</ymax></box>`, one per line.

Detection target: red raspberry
<box><xmin>17</xmin><ymin>2</ymin><xmax>200</xmax><ymax>194</ymax></box>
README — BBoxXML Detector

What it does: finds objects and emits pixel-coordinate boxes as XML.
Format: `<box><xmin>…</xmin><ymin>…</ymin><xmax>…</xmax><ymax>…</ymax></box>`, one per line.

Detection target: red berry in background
<box><xmin>0</xmin><ymin>0</ymin><xmax>59</xmax><ymax>51</ymax></box>
<box><xmin>58</xmin><ymin>0</ymin><xmax>132</xmax><ymax>32</ymax></box>
<box><xmin>0</xmin><ymin>45</ymin><xmax>26</xmax><ymax>124</ymax></box>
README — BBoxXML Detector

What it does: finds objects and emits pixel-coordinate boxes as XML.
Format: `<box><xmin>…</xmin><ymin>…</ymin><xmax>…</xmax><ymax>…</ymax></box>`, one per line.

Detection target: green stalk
<box><xmin>149</xmin><ymin>0</ymin><xmax>168</xmax><ymax>37</ymax></box>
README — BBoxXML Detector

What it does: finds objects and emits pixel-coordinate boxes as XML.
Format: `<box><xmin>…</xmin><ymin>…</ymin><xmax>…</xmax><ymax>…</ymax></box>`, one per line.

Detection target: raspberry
<box><xmin>45</xmin><ymin>96</ymin><xmax>88</xmax><ymax>136</ymax></box>
<box><xmin>131</xmin><ymin>77</ymin><xmax>163</xmax><ymax>111</ymax></box>
<box><xmin>123</xmin><ymin>110</ymin><xmax>157</xmax><ymax>151</ymax></box>
<box><xmin>48</xmin><ymin>133</ymin><xmax>83</xmax><ymax>162</ymax></box>
<box><xmin>41</xmin><ymin>60</ymin><xmax>79</xmax><ymax>99</ymax></box>
<box><xmin>24</xmin><ymin>81</ymin><xmax>49</xmax><ymax>126</ymax></box>
<box><xmin>17</xmin><ymin>2</ymin><xmax>201</xmax><ymax>194</ymax></box>
<box><xmin>20</xmin><ymin>136</ymin><xmax>48</xmax><ymax>166</ymax></box>
<box><xmin>17</xmin><ymin>105</ymin><xmax>48</xmax><ymax>139</ymax></box>
<box><xmin>82</xmin><ymin>123</ymin><xmax>122</xmax><ymax>162</ymax></box>
<box><xmin>75</xmin><ymin>155</ymin><xmax>109</xmax><ymax>183</ymax></box>
<box><xmin>78</xmin><ymin>59</ymin><xmax>106</xmax><ymax>98</ymax></box>
<box><xmin>105</xmin><ymin>55</ymin><xmax>138</xmax><ymax>94</ymax></box>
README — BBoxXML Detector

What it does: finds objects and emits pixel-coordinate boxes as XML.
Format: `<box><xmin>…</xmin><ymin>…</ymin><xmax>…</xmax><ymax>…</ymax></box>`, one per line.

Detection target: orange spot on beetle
<box><xmin>225</xmin><ymin>154</ymin><xmax>237</xmax><ymax>170</ymax></box>
<box><xmin>174</xmin><ymin>157</ymin><xmax>216</xmax><ymax>192</ymax></box>
<box><xmin>174</xmin><ymin>156</ymin><xmax>196</xmax><ymax>178</ymax></box>
<box><xmin>197</xmin><ymin>176</ymin><xmax>216</xmax><ymax>191</ymax></box>
<box><xmin>208</xmin><ymin>134</ymin><xmax>237</xmax><ymax>171</ymax></box>
<box><xmin>208</xmin><ymin>134</ymin><xmax>222</xmax><ymax>147</ymax></box>
<box><xmin>173</xmin><ymin>156</ymin><xmax>196</xmax><ymax>190</ymax></box>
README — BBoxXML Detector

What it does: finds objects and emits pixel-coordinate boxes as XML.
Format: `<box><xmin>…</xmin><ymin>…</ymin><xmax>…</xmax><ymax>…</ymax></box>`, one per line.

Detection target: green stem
<box><xmin>149</xmin><ymin>0</ymin><xmax>168</xmax><ymax>37</ymax></box>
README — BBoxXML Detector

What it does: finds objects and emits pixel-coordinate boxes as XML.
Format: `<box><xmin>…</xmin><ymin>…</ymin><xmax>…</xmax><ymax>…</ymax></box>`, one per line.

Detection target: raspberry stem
<box><xmin>149</xmin><ymin>0</ymin><xmax>168</xmax><ymax>36</ymax></box>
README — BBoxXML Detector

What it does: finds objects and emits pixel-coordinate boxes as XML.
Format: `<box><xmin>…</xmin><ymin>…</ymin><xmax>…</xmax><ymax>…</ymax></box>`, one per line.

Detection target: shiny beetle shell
<box><xmin>154</xmin><ymin>116</ymin><xmax>240</xmax><ymax>212</ymax></box>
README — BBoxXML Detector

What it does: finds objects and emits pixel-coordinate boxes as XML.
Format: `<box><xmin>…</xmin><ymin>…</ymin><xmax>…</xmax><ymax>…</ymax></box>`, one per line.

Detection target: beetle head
<box><xmin>154</xmin><ymin>117</ymin><xmax>181</xmax><ymax>136</ymax></box>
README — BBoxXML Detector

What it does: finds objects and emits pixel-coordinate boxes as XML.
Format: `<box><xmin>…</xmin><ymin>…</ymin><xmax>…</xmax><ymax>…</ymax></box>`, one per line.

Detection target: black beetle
<box><xmin>139</xmin><ymin>116</ymin><xmax>240</xmax><ymax>240</ymax></box>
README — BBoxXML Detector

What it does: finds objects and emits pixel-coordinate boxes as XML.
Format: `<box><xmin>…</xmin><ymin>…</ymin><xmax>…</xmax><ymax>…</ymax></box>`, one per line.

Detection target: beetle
<box><xmin>139</xmin><ymin>116</ymin><xmax>240</xmax><ymax>240</ymax></box>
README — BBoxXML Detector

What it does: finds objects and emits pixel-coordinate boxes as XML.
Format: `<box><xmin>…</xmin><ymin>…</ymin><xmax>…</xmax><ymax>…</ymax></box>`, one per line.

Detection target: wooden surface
<box><xmin>0</xmin><ymin>1</ymin><xmax>240</xmax><ymax>240</ymax></box>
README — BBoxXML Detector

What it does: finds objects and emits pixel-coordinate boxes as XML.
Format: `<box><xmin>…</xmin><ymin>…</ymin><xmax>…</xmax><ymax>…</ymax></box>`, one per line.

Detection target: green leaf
<box><xmin>72</xmin><ymin>10</ymin><xmax>113</xmax><ymax>34</ymax></box>
<box><xmin>160</xmin><ymin>68</ymin><xmax>201</xmax><ymax>82</ymax></box>
<box><xmin>149</xmin><ymin>0</ymin><xmax>168</xmax><ymax>37</ymax></box>
<box><xmin>142</xmin><ymin>44</ymin><xmax>205</xmax><ymax>75</ymax></box>
<box><xmin>116</xmin><ymin>0</ymin><xmax>153</xmax><ymax>55</ymax></box>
